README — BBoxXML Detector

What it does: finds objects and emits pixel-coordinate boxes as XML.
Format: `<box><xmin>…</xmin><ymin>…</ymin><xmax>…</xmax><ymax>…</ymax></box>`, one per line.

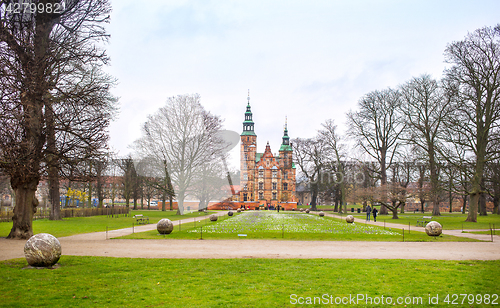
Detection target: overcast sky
<box><xmin>104</xmin><ymin>0</ymin><xmax>500</xmax><ymax>169</ymax></box>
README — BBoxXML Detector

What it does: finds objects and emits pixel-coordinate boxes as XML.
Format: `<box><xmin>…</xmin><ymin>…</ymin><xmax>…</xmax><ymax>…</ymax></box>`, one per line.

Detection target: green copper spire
<box><xmin>242</xmin><ymin>89</ymin><xmax>256</xmax><ymax>136</ymax></box>
<box><xmin>279</xmin><ymin>116</ymin><xmax>292</xmax><ymax>151</ymax></box>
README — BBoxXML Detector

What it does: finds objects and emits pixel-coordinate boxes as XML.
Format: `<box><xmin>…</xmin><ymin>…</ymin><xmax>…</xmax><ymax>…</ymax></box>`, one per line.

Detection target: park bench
<box><xmin>133</xmin><ymin>214</ymin><xmax>149</xmax><ymax>225</ymax></box>
<box><xmin>416</xmin><ymin>216</ymin><xmax>432</xmax><ymax>227</ymax></box>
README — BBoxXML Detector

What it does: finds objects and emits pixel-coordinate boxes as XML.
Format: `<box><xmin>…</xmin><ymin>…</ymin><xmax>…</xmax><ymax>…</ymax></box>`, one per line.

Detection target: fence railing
<box><xmin>0</xmin><ymin>207</ymin><xmax>129</xmax><ymax>222</ymax></box>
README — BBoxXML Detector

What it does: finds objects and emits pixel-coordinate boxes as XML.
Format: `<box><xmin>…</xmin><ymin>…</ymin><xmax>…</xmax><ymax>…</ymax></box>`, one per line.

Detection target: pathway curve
<box><xmin>0</xmin><ymin>211</ymin><xmax>499</xmax><ymax>261</ymax></box>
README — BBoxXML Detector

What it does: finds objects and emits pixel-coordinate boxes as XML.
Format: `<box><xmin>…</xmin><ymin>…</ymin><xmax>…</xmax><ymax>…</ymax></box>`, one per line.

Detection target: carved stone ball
<box><xmin>237</xmin><ymin>208</ymin><xmax>242</xmax><ymax>213</ymax></box>
<box><xmin>346</xmin><ymin>215</ymin><xmax>355</xmax><ymax>223</ymax></box>
<box><xmin>157</xmin><ymin>218</ymin><xmax>174</xmax><ymax>235</ymax></box>
<box><xmin>209</xmin><ymin>214</ymin><xmax>218</xmax><ymax>221</ymax></box>
<box><xmin>305</xmin><ymin>209</ymin><xmax>310</xmax><ymax>213</ymax></box>
<box><xmin>425</xmin><ymin>221</ymin><xmax>443</xmax><ymax>236</ymax></box>
<box><xmin>228</xmin><ymin>211</ymin><xmax>233</xmax><ymax>216</ymax></box>
<box><xmin>319</xmin><ymin>211</ymin><xmax>325</xmax><ymax>217</ymax></box>
<box><xmin>24</xmin><ymin>233</ymin><xmax>61</xmax><ymax>267</ymax></box>
<box><xmin>300</xmin><ymin>208</ymin><xmax>304</xmax><ymax>212</ymax></box>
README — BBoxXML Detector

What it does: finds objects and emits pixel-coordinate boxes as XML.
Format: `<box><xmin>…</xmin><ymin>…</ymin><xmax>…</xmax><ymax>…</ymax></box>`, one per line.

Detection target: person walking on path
<box><xmin>366</xmin><ymin>205</ymin><xmax>372</xmax><ymax>221</ymax></box>
<box><xmin>372</xmin><ymin>207</ymin><xmax>378</xmax><ymax>222</ymax></box>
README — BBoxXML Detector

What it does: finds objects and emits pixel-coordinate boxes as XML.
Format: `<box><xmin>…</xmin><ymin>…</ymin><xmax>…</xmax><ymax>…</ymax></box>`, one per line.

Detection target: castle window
<box><xmin>283</xmin><ymin>183</ymin><xmax>288</xmax><ymax>191</ymax></box>
<box><xmin>284</xmin><ymin>171</ymin><xmax>288</xmax><ymax>180</ymax></box>
<box><xmin>244</xmin><ymin>184</ymin><xmax>248</xmax><ymax>191</ymax></box>
<box><xmin>272</xmin><ymin>192</ymin><xmax>277</xmax><ymax>200</ymax></box>
<box><xmin>272</xmin><ymin>170</ymin><xmax>277</xmax><ymax>178</ymax></box>
<box><xmin>259</xmin><ymin>170</ymin><xmax>263</xmax><ymax>178</ymax></box>
<box><xmin>243</xmin><ymin>173</ymin><xmax>248</xmax><ymax>181</ymax></box>
<box><xmin>259</xmin><ymin>182</ymin><xmax>263</xmax><ymax>190</ymax></box>
<box><xmin>259</xmin><ymin>192</ymin><xmax>264</xmax><ymax>199</ymax></box>
<box><xmin>247</xmin><ymin>137</ymin><xmax>249</xmax><ymax>141</ymax></box>
<box><xmin>272</xmin><ymin>182</ymin><xmax>277</xmax><ymax>190</ymax></box>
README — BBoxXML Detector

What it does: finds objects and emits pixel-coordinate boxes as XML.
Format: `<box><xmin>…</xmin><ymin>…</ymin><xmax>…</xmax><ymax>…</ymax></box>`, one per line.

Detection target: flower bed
<box><xmin>189</xmin><ymin>212</ymin><xmax>397</xmax><ymax>235</ymax></box>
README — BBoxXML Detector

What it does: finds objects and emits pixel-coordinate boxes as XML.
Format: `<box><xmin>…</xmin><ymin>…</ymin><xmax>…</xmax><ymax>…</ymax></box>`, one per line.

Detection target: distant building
<box><xmin>238</xmin><ymin>92</ymin><xmax>296</xmax><ymax>205</ymax></box>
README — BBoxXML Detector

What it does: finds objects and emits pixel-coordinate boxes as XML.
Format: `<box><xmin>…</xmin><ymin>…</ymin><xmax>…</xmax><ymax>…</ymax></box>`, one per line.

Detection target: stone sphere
<box><xmin>209</xmin><ymin>214</ymin><xmax>218</xmax><ymax>221</ymax></box>
<box><xmin>228</xmin><ymin>211</ymin><xmax>233</xmax><ymax>216</ymax></box>
<box><xmin>237</xmin><ymin>208</ymin><xmax>242</xmax><ymax>213</ymax></box>
<box><xmin>300</xmin><ymin>208</ymin><xmax>304</xmax><ymax>212</ymax></box>
<box><xmin>319</xmin><ymin>211</ymin><xmax>325</xmax><ymax>217</ymax></box>
<box><xmin>157</xmin><ymin>218</ymin><xmax>174</xmax><ymax>235</ymax></box>
<box><xmin>24</xmin><ymin>233</ymin><xmax>61</xmax><ymax>267</ymax></box>
<box><xmin>346</xmin><ymin>215</ymin><xmax>355</xmax><ymax>223</ymax></box>
<box><xmin>305</xmin><ymin>209</ymin><xmax>310</xmax><ymax>213</ymax></box>
<box><xmin>425</xmin><ymin>221</ymin><xmax>443</xmax><ymax>236</ymax></box>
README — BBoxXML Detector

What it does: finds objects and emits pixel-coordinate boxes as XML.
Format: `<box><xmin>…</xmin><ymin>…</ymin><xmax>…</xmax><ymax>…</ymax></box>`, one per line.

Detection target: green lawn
<box><xmin>346</xmin><ymin>212</ymin><xmax>500</xmax><ymax>230</ymax></box>
<box><xmin>120</xmin><ymin>212</ymin><xmax>477</xmax><ymax>242</ymax></box>
<box><xmin>0</xmin><ymin>210</ymin><xmax>213</xmax><ymax>238</ymax></box>
<box><xmin>0</xmin><ymin>256</ymin><xmax>498</xmax><ymax>307</ymax></box>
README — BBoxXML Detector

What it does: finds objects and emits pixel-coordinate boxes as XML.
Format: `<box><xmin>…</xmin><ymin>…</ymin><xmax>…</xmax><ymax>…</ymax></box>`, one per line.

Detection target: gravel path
<box><xmin>1</xmin><ymin>211</ymin><xmax>499</xmax><ymax>261</ymax></box>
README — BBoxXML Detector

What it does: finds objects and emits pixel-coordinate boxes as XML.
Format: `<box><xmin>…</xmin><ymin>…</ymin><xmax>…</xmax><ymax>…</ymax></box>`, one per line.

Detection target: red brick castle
<box><xmin>238</xmin><ymin>92</ymin><xmax>296</xmax><ymax>207</ymax></box>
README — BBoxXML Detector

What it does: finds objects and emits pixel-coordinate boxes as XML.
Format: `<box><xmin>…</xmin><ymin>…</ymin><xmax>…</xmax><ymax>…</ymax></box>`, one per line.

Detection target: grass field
<box><xmin>341</xmin><ymin>211</ymin><xmax>500</xmax><ymax>230</ymax></box>
<box><xmin>0</xmin><ymin>256</ymin><xmax>498</xmax><ymax>307</ymax></box>
<box><xmin>120</xmin><ymin>212</ymin><xmax>477</xmax><ymax>242</ymax></box>
<box><xmin>0</xmin><ymin>210</ymin><xmax>213</xmax><ymax>238</ymax></box>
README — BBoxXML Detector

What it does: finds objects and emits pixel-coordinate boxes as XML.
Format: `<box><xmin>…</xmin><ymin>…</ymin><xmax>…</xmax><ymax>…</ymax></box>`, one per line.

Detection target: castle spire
<box><xmin>242</xmin><ymin>90</ymin><xmax>256</xmax><ymax>136</ymax></box>
<box><xmin>280</xmin><ymin>117</ymin><xmax>292</xmax><ymax>151</ymax></box>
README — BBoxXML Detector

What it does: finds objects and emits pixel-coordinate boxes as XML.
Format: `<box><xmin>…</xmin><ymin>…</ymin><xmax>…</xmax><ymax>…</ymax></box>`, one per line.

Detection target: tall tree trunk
<box><xmin>479</xmin><ymin>193</ymin><xmax>487</xmax><ymax>216</ymax></box>
<box><xmin>429</xmin><ymin>146</ymin><xmax>441</xmax><ymax>216</ymax></box>
<box><xmin>432</xmin><ymin>198</ymin><xmax>441</xmax><ymax>216</ymax></box>
<box><xmin>161</xmin><ymin>192</ymin><xmax>166</xmax><ymax>211</ymax></box>
<box><xmin>46</xmin><ymin>103</ymin><xmax>61</xmax><ymax>220</ymax></box>
<box><xmin>467</xmin><ymin>192</ymin><xmax>479</xmax><ymax>221</ymax></box>
<box><xmin>493</xmin><ymin>196</ymin><xmax>499</xmax><ymax>215</ymax></box>
<box><xmin>449</xmin><ymin>190</ymin><xmax>453</xmax><ymax>213</ymax></box>
<box><xmin>176</xmin><ymin>193</ymin><xmax>185</xmax><ymax>215</ymax></box>
<box><xmin>462</xmin><ymin>195</ymin><xmax>467</xmax><ymax>214</ymax></box>
<box><xmin>8</xmin><ymin>181</ymin><xmax>39</xmax><ymax>239</ymax></box>
<box><xmin>391</xmin><ymin>208</ymin><xmax>398</xmax><ymax>219</ymax></box>
<box><xmin>467</xmin><ymin>147</ymin><xmax>486</xmax><ymax>222</ymax></box>
<box><xmin>310</xmin><ymin>183</ymin><xmax>318</xmax><ymax>211</ymax></box>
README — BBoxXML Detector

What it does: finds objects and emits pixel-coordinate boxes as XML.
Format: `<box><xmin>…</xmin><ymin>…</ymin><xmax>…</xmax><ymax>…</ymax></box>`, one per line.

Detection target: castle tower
<box><xmin>279</xmin><ymin>118</ymin><xmax>295</xmax><ymax>202</ymax></box>
<box><xmin>240</xmin><ymin>90</ymin><xmax>256</xmax><ymax>202</ymax></box>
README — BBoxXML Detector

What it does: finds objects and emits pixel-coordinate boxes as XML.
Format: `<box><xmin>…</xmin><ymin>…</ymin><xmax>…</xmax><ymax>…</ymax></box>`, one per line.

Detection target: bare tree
<box><xmin>347</xmin><ymin>88</ymin><xmax>406</xmax><ymax>214</ymax></box>
<box><xmin>117</xmin><ymin>156</ymin><xmax>137</xmax><ymax>209</ymax></box>
<box><xmin>292</xmin><ymin>137</ymin><xmax>327</xmax><ymax>211</ymax></box>
<box><xmin>400</xmin><ymin>74</ymin><xmax>451</xmax><ymax>216</ymax></box>
<box><xmin>191</xmin><ymin>159</ymin><xmax>227</xmax><ymax>211</ymax></box>
<box><xmin>485</xmin><ymin>161</ymin><xmax>500</xmax><ymax>214</ymax></box>
<box><xmin>0</xmin><ymin>0</ymin><xmax>116</xmax><ymax>238</ymax></box>
<box><xmin>133</xmin><ymin>94</ymin><xmax>224</xmax><ymax>215</ymax></box>
<box><xmin>318</xmin><ymin>119</ymin><xmax>348</xmax><ymax>213</ymax></box>
<box><xmin>442</xmin><ymin>25</ymin><xmax>500</xmax><ymax>222</ymax></box>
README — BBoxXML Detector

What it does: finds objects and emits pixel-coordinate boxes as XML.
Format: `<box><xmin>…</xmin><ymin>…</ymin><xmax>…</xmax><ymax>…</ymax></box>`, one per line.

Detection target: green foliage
<box><xmin>0</xmin><ymin>257</ymin><xmax>498</xmax><ymax>307</ymax></box>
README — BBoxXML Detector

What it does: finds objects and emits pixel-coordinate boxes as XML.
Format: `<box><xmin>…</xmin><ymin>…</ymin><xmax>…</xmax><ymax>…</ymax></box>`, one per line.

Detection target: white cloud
<box><xmin>105</xmin><ymin>0</ymin><xmax>500</xmax><ymax>168</ymax></box>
